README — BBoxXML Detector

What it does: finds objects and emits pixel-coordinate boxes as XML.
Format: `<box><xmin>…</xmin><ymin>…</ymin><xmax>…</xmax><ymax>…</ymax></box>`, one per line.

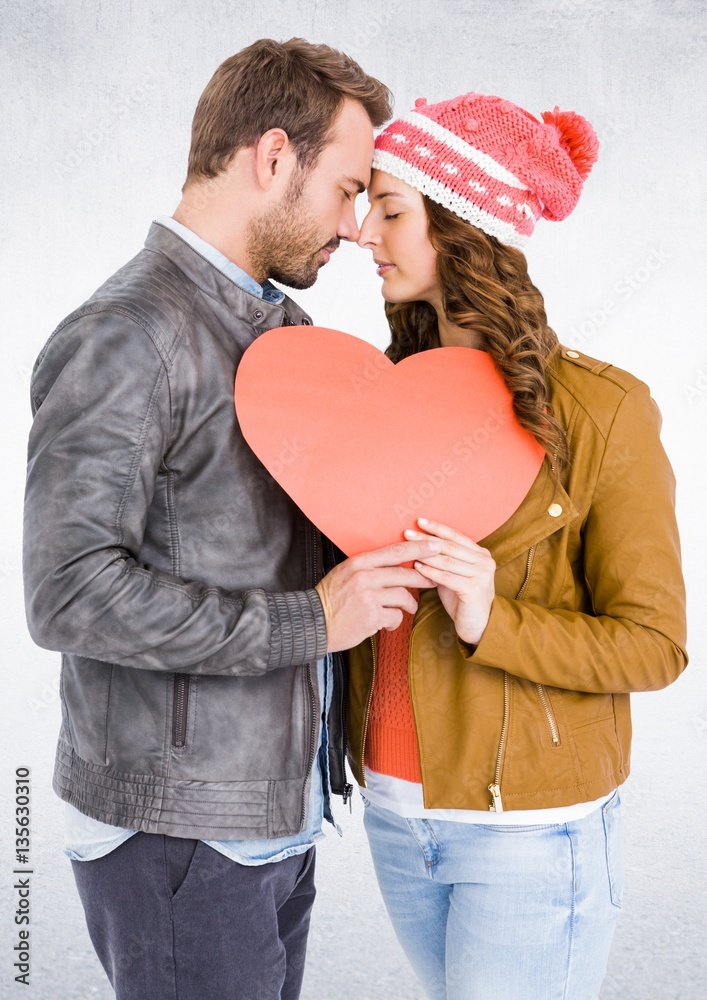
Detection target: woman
<box><xmin>346</xmin><ymin>92</ymin><xmax>688</xmax><ymax>1000</ymax></box>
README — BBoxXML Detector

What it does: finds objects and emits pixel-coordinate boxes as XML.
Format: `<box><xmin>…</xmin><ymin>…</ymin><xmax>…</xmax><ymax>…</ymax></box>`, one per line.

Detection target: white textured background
<box><xmin>1</xmin><ymin>1</ymin><xmax>706</xmax><ymax>997</ymax></box>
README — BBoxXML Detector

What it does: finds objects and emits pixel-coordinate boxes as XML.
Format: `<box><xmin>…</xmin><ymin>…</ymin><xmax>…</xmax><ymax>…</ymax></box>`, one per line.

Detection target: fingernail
<box><xmin>418</xmin><ymin>517</ymin><xmax>429</xmax><ymax>525</ymax></box>
<box><xmin>404</xmin><ymin>529</ymin><xmax>420</xmax><ymax>538</ymax></box>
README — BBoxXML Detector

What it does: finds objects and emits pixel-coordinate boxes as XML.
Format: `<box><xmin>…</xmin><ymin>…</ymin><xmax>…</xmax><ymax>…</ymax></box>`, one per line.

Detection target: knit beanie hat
<box><xmin>372</xmin><ymin>92</ymin><xmax>599</xmax><ymax>249</ymax></box>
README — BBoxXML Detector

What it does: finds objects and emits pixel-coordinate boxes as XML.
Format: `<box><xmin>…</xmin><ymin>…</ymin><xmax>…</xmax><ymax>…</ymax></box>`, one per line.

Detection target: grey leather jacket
<box><xmin>23</xmin><ymin>220</ymin><xmax>349</xmax><ymax>839</ymax></box>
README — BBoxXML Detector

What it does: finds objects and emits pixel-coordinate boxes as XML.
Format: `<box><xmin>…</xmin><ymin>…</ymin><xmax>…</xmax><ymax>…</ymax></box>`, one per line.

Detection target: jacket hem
<box><xmin>422</xmin><ymin>767</ymin><xmax>629</xmax><ymax>812</ymax></box>
<box><xmin>53</xmin><ymin>738</ymin><xmax>309</xmax><ymax>840</ymax></box>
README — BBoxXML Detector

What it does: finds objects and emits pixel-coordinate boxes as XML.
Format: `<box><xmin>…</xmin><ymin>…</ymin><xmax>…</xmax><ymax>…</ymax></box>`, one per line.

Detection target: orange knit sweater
<box><xmin>364</xmin><ymin>588</ymin><xmax>422</xmax><ymax>783</ymax></box>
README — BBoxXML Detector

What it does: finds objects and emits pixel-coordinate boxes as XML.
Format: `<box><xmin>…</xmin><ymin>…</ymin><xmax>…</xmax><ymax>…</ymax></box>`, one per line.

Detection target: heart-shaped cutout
<box><xmin>235</xmin><ymin>326</ymin><xmax>545</xmax><ymax>557</ymax></box>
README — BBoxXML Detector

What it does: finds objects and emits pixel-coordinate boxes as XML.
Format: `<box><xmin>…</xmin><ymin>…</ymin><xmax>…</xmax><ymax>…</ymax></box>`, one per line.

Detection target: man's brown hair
<box><xmin>183</xmin><ymin>37</ymin><xmax>393</xmax><ymax>188</ymax></box>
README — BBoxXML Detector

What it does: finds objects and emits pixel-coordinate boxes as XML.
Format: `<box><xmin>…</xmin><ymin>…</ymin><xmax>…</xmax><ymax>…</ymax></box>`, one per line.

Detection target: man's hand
<box><xmin>314</xmin><ymin>539</ymin><xmax>442</xmax><ymax>652</ymax></box>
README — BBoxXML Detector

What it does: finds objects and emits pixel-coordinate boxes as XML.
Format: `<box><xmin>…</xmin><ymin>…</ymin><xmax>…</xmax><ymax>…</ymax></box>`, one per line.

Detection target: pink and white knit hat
<box><xmin>372</xmin><ymin>92</ymin><xmax>599</xmax><ymax>249</ymax></box>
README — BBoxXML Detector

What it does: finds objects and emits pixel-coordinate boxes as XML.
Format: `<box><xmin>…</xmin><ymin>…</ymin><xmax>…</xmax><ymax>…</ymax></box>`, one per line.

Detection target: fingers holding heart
<box><xmin>403</xmin><ymin>518</ymin><xmax>491</xmax><ymax>577</ymax></box>
<box><xmin>403</xmin><ymin>517</ymin><xmax>496</xmax><ymax>644</ymax></box>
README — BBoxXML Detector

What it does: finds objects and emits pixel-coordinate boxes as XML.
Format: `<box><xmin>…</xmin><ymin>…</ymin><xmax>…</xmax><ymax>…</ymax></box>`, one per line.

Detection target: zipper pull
<box><xmin>342</xmin><ymin>783</ymin><xmax>354</xmax><ymax>813</ymax></box>
<box><xmin>488</xmin><ymin>783</ymin><xmax>504</xmax><ymax>813</ymax></box>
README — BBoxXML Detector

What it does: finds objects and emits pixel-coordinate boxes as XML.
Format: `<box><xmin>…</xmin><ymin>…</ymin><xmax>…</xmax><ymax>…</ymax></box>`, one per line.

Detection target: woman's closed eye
<box><xmin>384</xmin><ymin>213</ymin><xmax>400</xmax><ymax>221</ymax></box>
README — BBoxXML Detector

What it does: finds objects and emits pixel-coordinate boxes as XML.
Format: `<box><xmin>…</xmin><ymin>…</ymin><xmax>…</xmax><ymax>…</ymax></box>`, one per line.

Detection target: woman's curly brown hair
<box><xmin>383</xmin><ymin>195</ymin><xmax>571</xmax><ymax>490</ymax></box>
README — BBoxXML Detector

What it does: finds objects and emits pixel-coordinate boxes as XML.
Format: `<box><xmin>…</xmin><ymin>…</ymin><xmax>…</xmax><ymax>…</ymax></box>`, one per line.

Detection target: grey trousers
<box><xmin>71</xmin><ymin>832</ymin><xmax>317</xmax><ymax>1000</ymax></box>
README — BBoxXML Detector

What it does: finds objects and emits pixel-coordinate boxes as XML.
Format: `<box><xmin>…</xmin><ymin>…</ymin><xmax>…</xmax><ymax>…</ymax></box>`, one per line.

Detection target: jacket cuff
<box><xmin>456</xmin><ymin>597</ymin><xmax>509</xmax><ymax>665</ymax></box>
<box><xmin>266</xmin><ymin>589</ymin><xmax>329</xmax><ymax>669</ymax></box>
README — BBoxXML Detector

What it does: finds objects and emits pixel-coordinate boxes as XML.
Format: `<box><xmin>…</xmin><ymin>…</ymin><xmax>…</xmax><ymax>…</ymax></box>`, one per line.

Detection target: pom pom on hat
<box><xmin>541</xmin><ymin>107</ymin><xmax>599</xmax><ymax>181</ymax></box>
<box><xmin>372</xmin><ymin>90</ymin><xmax>599</xmax><ymax>248</ymax></box>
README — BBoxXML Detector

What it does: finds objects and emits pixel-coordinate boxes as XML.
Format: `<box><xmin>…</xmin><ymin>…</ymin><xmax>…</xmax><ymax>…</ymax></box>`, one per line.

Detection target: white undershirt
<box><xmin>362</xmin><ymin>768</ymin><xmax>614</xmax><ymax>824</ymax></box>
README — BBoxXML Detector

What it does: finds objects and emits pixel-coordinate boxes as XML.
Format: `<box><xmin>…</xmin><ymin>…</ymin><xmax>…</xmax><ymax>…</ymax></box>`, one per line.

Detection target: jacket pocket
<box><xmin>166</xmin><ymin>838</ymin><xmax>200</xmax><ymax>900</ymax></box>
<box><xmin>172</xmin><ymin>674</ymin><xmax>191</xmax><ymax>749</ymax></box>
<box><xmin>535</xmin><ymin>683</ymin><xmax>562</xmax><ymax>747</ymax></box>
<box><xmin>60</xmin><ymin>655</ymin><xmax>113</xmax><ymax>766</ymax></box>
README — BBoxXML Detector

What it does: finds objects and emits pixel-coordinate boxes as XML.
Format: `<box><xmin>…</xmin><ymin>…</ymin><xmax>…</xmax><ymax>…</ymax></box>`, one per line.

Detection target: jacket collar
<box><xmin>143</xmin><ymin>221</ymin><xmax>314</xmax><ymax>333</ymax></box>
<box><xmin>477</xmin><ymin>465</ymin><xmax>579</xmax><ymax>568</ymax></box>
<box><xmin>477</xmin><ymin>343</ymin><xmax>580</xmax><ymax>568</ymax></box>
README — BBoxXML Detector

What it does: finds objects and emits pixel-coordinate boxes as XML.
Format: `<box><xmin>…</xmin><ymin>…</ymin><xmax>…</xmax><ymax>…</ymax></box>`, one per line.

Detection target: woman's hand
<box><xmin>403</xmin><ymin>517</ymin><xmax>496</xmax><ymax>646</ymax></box>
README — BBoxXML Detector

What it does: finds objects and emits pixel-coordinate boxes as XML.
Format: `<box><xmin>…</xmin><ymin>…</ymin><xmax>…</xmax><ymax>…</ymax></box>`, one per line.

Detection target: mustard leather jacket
<box><xmin>346</xmin><ymin>345</ymin><xmax>688</xmax><ymax>812</ymax></box>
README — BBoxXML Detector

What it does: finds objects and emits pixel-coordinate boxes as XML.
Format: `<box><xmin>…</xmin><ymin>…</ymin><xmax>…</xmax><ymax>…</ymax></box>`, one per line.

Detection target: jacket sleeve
<box><xmin>459</xmin><ymin>381</ymin><xmax>688</xmax><ymax>694</ymax></box>
<box><xmin>23</xmin><ymin>312</ymin><xmax>328</xmax><ymax>675</ymax></box>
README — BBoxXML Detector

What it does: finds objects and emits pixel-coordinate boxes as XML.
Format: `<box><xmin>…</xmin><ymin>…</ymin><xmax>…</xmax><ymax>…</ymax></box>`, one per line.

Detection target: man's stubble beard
<box><xmin>246</xmin><ymin>167</ymin><xmax>330</xmax><ymax>291</ymax></box>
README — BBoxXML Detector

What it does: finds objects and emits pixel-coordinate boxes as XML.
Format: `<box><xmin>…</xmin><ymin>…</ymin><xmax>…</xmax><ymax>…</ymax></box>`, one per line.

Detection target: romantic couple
<box><xmin>22</xmin><ymin>36</ymin><xmax>687</xmax><ymax>1000</ymax></box>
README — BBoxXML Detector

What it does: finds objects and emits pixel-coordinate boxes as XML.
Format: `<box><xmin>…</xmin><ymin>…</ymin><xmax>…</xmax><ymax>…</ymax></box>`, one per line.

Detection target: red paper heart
<box><xmin>235</xmin><ymin>326</ymin><xmax>545</xmax><ymax>557</ymax></box>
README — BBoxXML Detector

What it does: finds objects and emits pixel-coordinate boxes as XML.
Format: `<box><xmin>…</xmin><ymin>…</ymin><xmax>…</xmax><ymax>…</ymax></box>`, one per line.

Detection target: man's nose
<box><xmin>338</xmin><ymin>202</ymin><xmax>361</xmax><ymax>243</ymax></box>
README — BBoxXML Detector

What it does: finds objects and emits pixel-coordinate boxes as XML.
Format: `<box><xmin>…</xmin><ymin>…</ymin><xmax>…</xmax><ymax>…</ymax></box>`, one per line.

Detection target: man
<box><xmin>22</xmin><ymin>37</ymin><xmax>440</xmax><ymax>1000</ymax></box>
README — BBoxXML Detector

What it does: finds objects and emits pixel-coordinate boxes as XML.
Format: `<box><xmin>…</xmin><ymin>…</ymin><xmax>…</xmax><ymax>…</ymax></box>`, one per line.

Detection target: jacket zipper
<box><xmin>172</xmin><ymin>674</ymin><xmax>190</xmax><ymax>748</ymax></box>
<box><xmin>300</xmin><ymin>665</ymin><xmax>318</xmax><ymax>827</ymax></box>
<box><xmin>358</xmin><ymin>634</ymin><xmax>378</xmax><ymax>788</ymax></box>
<box><xmin>321</xmin><ymin>537</ymin><xmax>352</xmax><ymax>805</ymax></box>
<box><xmin>299</xmin><ymin>520</ymin><xmax>319</xmax><ymax>828</ymax></box>
<box><xmin>536</xmin><ymin>683</ymin><xmax>561</xmax><ymax>746</ymax></box>
<box><xmin>534</xmin><ymin>448</ymin><xmax>562</xmax><ymax>747</ymax></box>
<box><xmin>407</xmin><ymin>608</ymin><xmax>427</xmax><ymax>793</ymax></box>
<box><xmin>488</xmin><ymin>543</ymin><xmax>537</xmax><ymax>811</ymax></box>
<box><xmin>488</xmin><ymin>670</ymin><xmax>509</xmax><ymax>812</ymax></box>
<box><xmin>338</xmin><ymin>655</ymin><xmax>353</xmax><ymax>809</ymax></box>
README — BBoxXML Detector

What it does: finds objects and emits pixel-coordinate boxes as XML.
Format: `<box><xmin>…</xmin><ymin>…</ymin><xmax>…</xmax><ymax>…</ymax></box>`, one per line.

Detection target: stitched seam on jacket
<box><xmin>549</xmin><ymin>367</ymin><xmax>628</xmax><ymax>442</ymax></box>
<box><xmin>101</xmin><ymin>666</ymin><xmax>113</xmax><ymax>767</ymax></box>
<box><xmin>115</xmin><ymin>360</ymin><xmax>168</xmax><ymax>548</ymax></box>
<box><xmin>490</xmin><ymin>596</ymin><xmax>510</xmax><ymax>658</ymax></box>
<box><xmin>503</xmin><ymin>771</ymin><xmax>623</xmax><ymax>797</ymax></box>
<box><xmin>583</xmin><ymin>384</ymin><xmax>642</xmax><ymax>534</ymax></box>
<box><xmin>165</xmin><ymin>469</ymin><xmax>181</xmax><ymax>577</ymax></box>
<box><xmin>59</xmin><ymin>303</ymin><xmax>174</xmax><ymax>365</ymax></box>
<box><xmin>121</xmin><ymin>566</ymin><xmax>246</xmax><ymax>606</ymax></box>
<box><xmin>144</xmin><ymin>238</ymin><xmax>313</xmax><ymax>325</ymax></box>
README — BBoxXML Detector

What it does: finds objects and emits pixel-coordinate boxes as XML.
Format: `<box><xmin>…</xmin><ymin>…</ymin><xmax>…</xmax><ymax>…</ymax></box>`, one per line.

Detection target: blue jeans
<box><xmin>362</xmin><ymin>788</ymin><xmax>624</xmax><ymax>1000</ymax></box>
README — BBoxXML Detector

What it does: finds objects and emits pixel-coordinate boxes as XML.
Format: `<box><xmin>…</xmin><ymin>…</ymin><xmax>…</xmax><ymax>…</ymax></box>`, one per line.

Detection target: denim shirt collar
<box><xmin>145</xmin><ymin>221</ymin><xmax>313</xmax><ymax>335</ymax></box>
<box><xmin>154</xmin><ymin>215</ymin><xmax>285</xmax><ymax>304</ymax></box>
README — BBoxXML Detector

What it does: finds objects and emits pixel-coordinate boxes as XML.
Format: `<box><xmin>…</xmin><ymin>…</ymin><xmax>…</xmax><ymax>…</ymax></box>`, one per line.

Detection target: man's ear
<box><xmin>254</xmin><ymin>128</ymin><xmax>296</xmax><ymax>191</ymax></box>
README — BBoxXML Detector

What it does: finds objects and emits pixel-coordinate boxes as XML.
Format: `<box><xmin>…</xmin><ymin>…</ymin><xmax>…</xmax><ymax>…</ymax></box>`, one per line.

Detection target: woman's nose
<box><xmin>357</xmin><ymin>211</ymin><xmax>377</xmax><ymax>249</ymax></box>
